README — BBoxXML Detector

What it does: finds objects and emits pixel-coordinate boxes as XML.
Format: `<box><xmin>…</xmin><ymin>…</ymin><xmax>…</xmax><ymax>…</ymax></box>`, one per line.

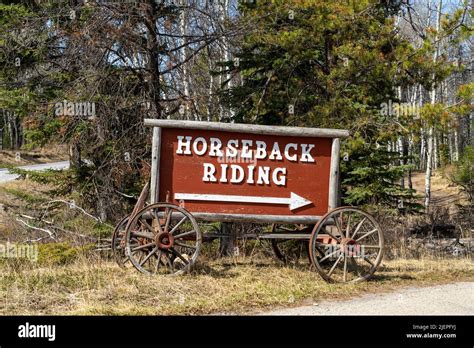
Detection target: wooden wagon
<box><xmin>111</xmin><ymin>119</ymin><xmax>384</xmax><ymax>283</ymax></box>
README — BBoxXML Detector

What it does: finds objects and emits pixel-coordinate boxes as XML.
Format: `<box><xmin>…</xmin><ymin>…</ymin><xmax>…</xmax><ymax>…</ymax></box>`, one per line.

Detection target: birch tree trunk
<box><xmin>408</xmin><ymin>135</ymin><xmax>413</xmax><ymax>190</ymax></box>
<box><xmin>425</xmin><ymin>0</ymin><xmax>443</xmax><ymax>212</ymax></box>
<box><xmin>425</xmin><ymin>125</ymin><xmax>434</xmax><ymax>210</ymax></box>
<box><xmin>433</xmin><ymin>131</ymin><xmax>439</xmax><ymax>169</ymax></box>
<box><xmin>420</xmin><ymin>128</ymin><xmax>426</xmax><ymax>170</ymax></box>
<box><xmin>454</xmin><ymin>128</ymin><xmax>459</xmax><ymax>161</ymax></box>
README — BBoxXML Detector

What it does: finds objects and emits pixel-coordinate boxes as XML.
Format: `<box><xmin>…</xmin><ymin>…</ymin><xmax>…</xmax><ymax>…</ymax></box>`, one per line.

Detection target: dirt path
<box><xmin>410</xmin><ymin>170</ymin><xmax>467</xmax><ymax>212</ymax></box>
<box><xmin>262</xmin><ymin>282</ymin><xmax>474</xmax><ymax>315</ymax></box>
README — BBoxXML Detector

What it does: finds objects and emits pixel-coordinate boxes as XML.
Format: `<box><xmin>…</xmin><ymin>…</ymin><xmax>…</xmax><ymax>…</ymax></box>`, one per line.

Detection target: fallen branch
<box><xmin>40</xmin><ymin>199</ymin><xmax>113</xmax><ymax>228</ymax></box>
<box><xmin>18</xmin><ymin>213</ymin><xmax>98</xmax><ymax>242</ymax></box>
<box><xmin>16</xmin><ymin>217</ymin><xmax>56</xmax><ymax>242</ymax></box>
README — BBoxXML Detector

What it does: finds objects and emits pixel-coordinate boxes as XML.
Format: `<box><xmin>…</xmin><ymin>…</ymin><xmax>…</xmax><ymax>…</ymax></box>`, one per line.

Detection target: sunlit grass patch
<box><xmin>0</xmin><ymin>255</ymin><xmax>472</xmax><ymax>315</ymax></box>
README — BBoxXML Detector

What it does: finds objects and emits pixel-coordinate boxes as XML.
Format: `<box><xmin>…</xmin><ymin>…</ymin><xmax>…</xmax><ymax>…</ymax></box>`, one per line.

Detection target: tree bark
<box><xmin>180</xmin><ymin>9</ymin><xmax>191</xmax><ymax>120</ymax></box>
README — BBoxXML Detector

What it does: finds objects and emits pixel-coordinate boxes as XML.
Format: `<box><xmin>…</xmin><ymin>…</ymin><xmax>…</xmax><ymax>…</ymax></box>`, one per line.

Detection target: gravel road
<box><xmin>263</xmin><ymin>282</ymin><xmax>474</xmax><ymax>315</ymax></box>
<box><xmin>0</xmin><ymin>161</ymin><xmax>70</xmax><ymax>183</ymax></box>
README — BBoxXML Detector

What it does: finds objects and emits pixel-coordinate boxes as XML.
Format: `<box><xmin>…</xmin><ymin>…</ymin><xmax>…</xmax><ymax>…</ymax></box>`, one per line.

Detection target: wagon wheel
<box><xmin>124</xmin><ymin>203</ymin><xmax>202</xmax><ymax>275</ymax></box>
<box><xmin>111</xmin><ymin>215</ymin><xmax>132</xmax><ymax>268</ymax></box>
<box><xmin>111</xmin><ymin>214</ymin><xmax>146</xmax><ymax>269</ymax></box>
<box><xmin>309</xmin><ymin>207</ymin><xmax>384</xmax><ymax>283</ymax></box>
<box><xmin>270</xmin><ymin>224</ymin><xmax>312</xmax><ymax>264</ymax></box>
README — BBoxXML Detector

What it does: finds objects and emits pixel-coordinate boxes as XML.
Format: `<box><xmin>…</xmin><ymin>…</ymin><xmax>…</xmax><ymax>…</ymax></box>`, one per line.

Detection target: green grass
<box><xmin>0</xmin><ymin>187</ymin><xmax>48</xmax><ymax>204</ymax></box>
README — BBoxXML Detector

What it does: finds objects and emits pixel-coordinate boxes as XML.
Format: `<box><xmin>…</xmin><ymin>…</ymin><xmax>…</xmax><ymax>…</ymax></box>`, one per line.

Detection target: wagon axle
<box><xmin>156</xmin><ymin>232</ymin><xmax>174</xmax><ymax>250</ymax></box>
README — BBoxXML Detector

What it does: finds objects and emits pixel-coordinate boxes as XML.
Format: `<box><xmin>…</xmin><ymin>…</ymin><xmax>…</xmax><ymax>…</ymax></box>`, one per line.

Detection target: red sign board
<box><xmin>157</xmin><ymin>126</ymin><xmax>335</xmax><ymax>219</ymax></box>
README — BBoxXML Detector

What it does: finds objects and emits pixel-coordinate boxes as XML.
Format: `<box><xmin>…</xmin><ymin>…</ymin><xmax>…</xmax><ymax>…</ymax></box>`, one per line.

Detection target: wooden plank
<box><xmin>328</xmin><ymin>137</ymin><xmax>340</xmax><ymax>210</ymax></box>
<box><xmin>203</xmin><ymin>233</ymin><xmax>311</xmax><ymax>240</ymax></box>
<box><xmin>142</xmin><ymin>211</ymin><xmax>322</xmax><ymax>224</ymax></box>
<box><xmin>189</xmin><ymin>212</ymin><xmax>322</xmax><ymax>224</ymax></box>
<box><xmin>258</xmin><ymin>233</ymin><xmax>311</xmax><ymax>240</ymax></box>
<box><xmin>150</xmin><ymin>126</ymin><xmax>161</xmax><ymax>204</ymax></box>
<box><xmin>144</xmin><ymin>118</ymin><xmax>350</xmax><ymax>139</ymax></box>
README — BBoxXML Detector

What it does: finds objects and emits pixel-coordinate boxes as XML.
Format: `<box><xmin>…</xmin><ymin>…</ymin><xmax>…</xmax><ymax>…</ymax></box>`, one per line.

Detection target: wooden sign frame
<box><xmin>144</xmin><ymin>119</ymin><xmax>349</xmax><ymax>224</ymax></box>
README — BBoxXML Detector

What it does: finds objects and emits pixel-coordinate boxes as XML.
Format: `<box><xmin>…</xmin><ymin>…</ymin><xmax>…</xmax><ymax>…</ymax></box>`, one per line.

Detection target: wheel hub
<box><xmin>156</xmin><ymin>232</ymin><xmax>174</xmax><ymax>250</ymax></box>
<box><xmin>340</xmin><ymin>237</ymin><xmax>360</xmax><ymax>257</ymax></box>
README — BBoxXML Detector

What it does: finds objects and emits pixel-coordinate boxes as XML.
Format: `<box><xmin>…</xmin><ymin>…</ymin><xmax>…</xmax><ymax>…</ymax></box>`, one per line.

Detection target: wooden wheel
<box><xmin>124</xmin><ymin>203</ymin><xmax>202</xmax><ymax>275</ymax></box>
<box><xmin>309</xmin><ymin>207</ymin><xmax>384</xmax><ymax>283</ymax></box>
<box><xmin>111</xmin><ymin>215</ymin><xmax>133</xmax><ymax>268</ymax></box>
<box><xmin>270</xmin><ymin>224</ymin><xmax>312</xmax><ymax>264</ymax></box>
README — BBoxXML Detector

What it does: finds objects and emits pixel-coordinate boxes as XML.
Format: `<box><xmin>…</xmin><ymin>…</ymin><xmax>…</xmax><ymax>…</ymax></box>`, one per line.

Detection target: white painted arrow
<box><xmin>174</xmin><ymin>192</ymin><xmax>312</xmax><ymax>211</ymax></box>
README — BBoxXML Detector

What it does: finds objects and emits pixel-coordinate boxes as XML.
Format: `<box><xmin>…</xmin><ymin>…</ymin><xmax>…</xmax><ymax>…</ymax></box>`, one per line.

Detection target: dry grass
<box><xmin>0</xmin><ymin>171</ymin><xmax>471</xmax><ymax>316</ymax></box>
<box><xmin>0</xmin><ymin>180</ymin><xmax>55</xmax><ymax>238</ymax></box>
<box><xmin>410</xmin><ymin>170</ymin><xmax>470</xmax><ymax>213</ymax></box>
<box><xmin>0</xmin><ymin>255</ymin><xmax>472</xmax><ymax>315</ymax></box>
<box><xmin>0</xmin><ymin>145</ymin><xmax>67</xmax><ymax>167</ymax></box>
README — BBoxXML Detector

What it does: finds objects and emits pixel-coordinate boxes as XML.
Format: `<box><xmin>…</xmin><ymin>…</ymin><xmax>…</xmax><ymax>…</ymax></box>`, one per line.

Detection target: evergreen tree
<box><xmin>228</xmin><ymin>0</ymin><xmax>420</xmax><ymax>209</ymax></box>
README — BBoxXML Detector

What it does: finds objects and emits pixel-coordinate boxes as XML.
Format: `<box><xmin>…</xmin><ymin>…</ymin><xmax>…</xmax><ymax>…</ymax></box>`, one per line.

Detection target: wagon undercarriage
<box><xmin>112</xmin><ymin>201</ymin><xmax>384</xmax><ymax>283</ymax></box>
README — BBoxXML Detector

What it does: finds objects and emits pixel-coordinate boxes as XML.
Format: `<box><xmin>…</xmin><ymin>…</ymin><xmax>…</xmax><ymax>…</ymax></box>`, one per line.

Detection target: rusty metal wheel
<box><xmin>270</xmin><ymin>224</ymin><xmax>312</xmax><ymax>264</ymax></box>
<box><xmin>309</xmin><ymin>207</ymin><xmax>384</xmax><ymax>283</ymax></box>
<box><xmin>124</xmin><ymin>203</ymin><xmax>202</xmax><ymax>275</ymax></box>
<box><xmin>111</xmin><ymin>215</ymin><xmax>132</xmax><ymax>268</ymax></box>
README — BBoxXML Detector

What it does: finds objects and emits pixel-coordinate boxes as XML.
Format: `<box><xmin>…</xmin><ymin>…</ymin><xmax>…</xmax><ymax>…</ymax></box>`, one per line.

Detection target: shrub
<box><xmin>37</xmin><ymin>243</ymin><xmax>80</xmax><ymax>266</ymax></box>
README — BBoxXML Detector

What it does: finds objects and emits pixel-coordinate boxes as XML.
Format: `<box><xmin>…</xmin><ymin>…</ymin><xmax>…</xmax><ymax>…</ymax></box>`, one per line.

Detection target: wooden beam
<box><xmin>185</xmin><ymin>212</ymin><xmax>322</xmax><ymax>224</ymax></box>
<box><xmin>328</xmin><ymin>137</ymin><xmax>341</xmax><ymax>210</ymax></box>
<box><xmin>142</xmin><ymin>211</ymin><xmax>322</xmax><ymax>224</ymax></box>
<box><xmin>144</xmin><ymin>119</ymin><xmax>350</xmax><ymax>139</ymax></box>
<box><xmin>150</xmin><ymin>126</ymin><xmax>161</xmax><ymax>204</ymax></box>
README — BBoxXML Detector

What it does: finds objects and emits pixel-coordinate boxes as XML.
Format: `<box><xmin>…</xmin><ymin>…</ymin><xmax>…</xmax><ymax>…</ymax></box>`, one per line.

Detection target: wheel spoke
<box><xmin>174</xmin><ymin>229</ymin><xmax>196</xmax><ymax>240</ymax></box>
<box><xmin>163</xmin><ymin>251</ymin><xmax>175</xmax><ymax>271</ymax></box>
<box><xmin>140</xmin><ymin>246</ymin><xmax>159</xmax><ymax>266</ymax></box>
<box><xmin>320</xmin><ymin>227</ymin><xmax>341</xmax><ymax>243</ymax></box>
<box><xmin>169</xmin><ymin>216</ymin><xmax>187</xmax><ymax>235</ymax></box>
<box><xmin>319</xmin><ymin>245</ymin><xmax>341</xmax><ymax>263</ymax></box>
<box><xmin>363</xmin><ymin>256</ymin><xmax>375</xmax><ymax>267</ymax></box>
<box><xmin>314</xmin><ymin>244</ymin><xmax>326</xmax><ymax>258</ymax></box>
<box><xmin>345</xmin><ymin>213</ymin><xmax>352</xmax><ymax>238</ymax></box>
<box><xmin>342</xmin><ymin>254</ymin><xmax>348</xmax><ymax>282</ymax></box>
<box><xmin>152</xmin><ymin>209</ymin><xmax>164</xmax><ymax>234</ymax></box>
<box><xmin>350</xmin><ymin>217</ymin><xmax>367</xmax><ymax>239</ymax></box>
<box><xmin>328</xmin><ymin>253</ymin><xmax>343</xmax><ymax>276</ymax></box>
<box><xmin>174</xmin><ymin>241</ymin><xmax>197</xmax><ymax>250</ymax></box>
<box><xmin>355</xmin><ymin>228</ymin><xmax>378</xmax><ymax>242</ymax></box>
<box><xmin>139</xmin><ymin>219</ymin><xmax>155</xmax><ymax>233</ymax></box>
<box><xmin>164</xmin><ymin>208</ymin><xmax>172</xmax><ymax>233</ymax></box>
<box><xmin>334</xmin><ymin>213</ymin><xmax>344</xmax><ymax>237</ymax></box>
<box><xmin>132</xmin><ymin>242</ymin><xmax>155</xmax><ymax>252</ymax></box>
<box><xmin>154</xmin><ymin>250</ymin><xmax>163</xmax><ymax>273</ymax></box>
